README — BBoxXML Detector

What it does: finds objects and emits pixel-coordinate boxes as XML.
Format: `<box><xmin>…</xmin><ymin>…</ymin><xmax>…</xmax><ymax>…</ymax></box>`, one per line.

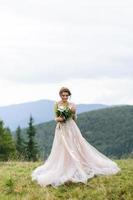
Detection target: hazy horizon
<box><xmin>0</xmin><ymin>98</ymin><xmax>131</xmax><ymax>108</ymax></box>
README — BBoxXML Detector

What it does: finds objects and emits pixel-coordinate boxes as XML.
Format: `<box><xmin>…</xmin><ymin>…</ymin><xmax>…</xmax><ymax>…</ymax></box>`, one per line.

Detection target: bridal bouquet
<box><xmin>56</xmin><ymin>105</ymin><xmax>73</xmax><ymax>122</ymax></box>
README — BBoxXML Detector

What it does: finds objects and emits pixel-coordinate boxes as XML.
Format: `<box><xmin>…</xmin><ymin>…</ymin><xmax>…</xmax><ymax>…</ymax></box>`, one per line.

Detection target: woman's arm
<box><xmin>54</xmin><ymin>102</ymin><xmax>65</xmax><ymax>122</ymax></box>
<box><xmin>70</xmin><ymin>103</ymin><xmax>77</xmax><ymax>122</ymax></box>
<box><xmin>54</xmin><ymin>102</ymin><xmax>58</xmax><ymax>121</ymax></box>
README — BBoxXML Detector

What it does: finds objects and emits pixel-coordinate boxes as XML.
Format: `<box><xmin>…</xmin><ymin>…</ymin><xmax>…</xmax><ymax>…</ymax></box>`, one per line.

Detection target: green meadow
<box><xmin>0</xmin><ymin>159</ymin><xmax>133</xmax><ymax>200</ymax></box>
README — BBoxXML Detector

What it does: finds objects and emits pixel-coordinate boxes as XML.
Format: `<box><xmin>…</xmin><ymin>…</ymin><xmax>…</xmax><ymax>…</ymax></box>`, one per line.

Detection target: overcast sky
<box><xmin>0</xmin><ymin>0</ymin><xmax>133</xmax><ymax>106</ymax></box>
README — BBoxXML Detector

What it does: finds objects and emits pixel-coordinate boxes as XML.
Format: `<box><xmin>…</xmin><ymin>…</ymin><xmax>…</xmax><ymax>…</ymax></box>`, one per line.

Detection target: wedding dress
<box><xmin>31</xmin><ymin>101</ymin><xmax>120</xmax><ymax>188</ymax></box>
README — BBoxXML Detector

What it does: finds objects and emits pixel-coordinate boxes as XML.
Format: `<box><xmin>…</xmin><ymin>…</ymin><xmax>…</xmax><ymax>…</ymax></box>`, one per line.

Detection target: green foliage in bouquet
<box><xmin>56</xmin><ymin>106</ymin><xmax>73</xmax><ymax>122</ymax></box>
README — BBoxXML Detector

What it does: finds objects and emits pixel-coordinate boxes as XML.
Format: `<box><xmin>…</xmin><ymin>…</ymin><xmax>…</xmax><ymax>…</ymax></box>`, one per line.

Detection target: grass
<box><xmin>0</xmin><ymin>159</ymin><xmax>133</xmax><ymax>200</ymax></box>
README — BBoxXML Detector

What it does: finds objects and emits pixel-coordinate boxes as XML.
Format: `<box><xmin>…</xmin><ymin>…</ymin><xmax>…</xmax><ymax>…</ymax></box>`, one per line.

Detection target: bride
<box><xmin>31</xmin><ymin>87</ymin><xmax>120</xmax><ymax>188</ymax></box>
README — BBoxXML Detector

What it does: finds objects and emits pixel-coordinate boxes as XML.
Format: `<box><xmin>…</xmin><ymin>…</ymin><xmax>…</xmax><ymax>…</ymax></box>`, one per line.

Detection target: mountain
<box><xmin>0</xmin><ymin>99</ymin><xmax>109</xmax><ymax>131</ymax></box>
<box><xmin>19</xmin><ymin>105</ymin><xmax>133</xmax><ymax>160</ymax></box>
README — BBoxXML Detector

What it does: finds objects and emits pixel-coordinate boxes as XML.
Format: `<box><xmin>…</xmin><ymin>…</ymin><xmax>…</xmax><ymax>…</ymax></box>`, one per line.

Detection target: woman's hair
<box><xmin>59</xmin><ymin>87</ymin><xmax>72</xmax><ymax>97</ymax></box>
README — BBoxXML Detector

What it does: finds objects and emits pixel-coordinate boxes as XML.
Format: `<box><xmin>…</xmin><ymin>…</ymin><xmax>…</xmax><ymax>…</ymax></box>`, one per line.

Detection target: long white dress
<box><xmin>31</xmin><ymin>101</ymin><xmax>120</xmax><ymax>188</ymax></box>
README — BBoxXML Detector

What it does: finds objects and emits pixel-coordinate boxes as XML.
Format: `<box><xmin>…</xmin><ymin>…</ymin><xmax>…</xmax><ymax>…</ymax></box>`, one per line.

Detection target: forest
<box><xmin>0</xmin><ymin>105</ymin><xmax>133</xmax><ymax>161</ymax></box>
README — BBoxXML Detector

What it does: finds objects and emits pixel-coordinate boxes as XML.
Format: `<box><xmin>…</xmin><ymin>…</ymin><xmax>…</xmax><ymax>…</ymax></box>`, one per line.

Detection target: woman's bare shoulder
<box><xmin>54</xmin><ymin>100</ymin><xmax>62</xmax><ymax>106</ymax></box>
<box><xmin>54</xmin><ymin>101</ymin><xmax>58</xmax><ymax>105</ymax></box>
<box><xmin>69</xmin><ymin>101</ymin><xmax>76</xmax><ymax>104</ymax></box>
<box><xmin>69</xmin><ymin>102</ymin><xmax>76</xmax><ymax>107</ymax></box>
<box><xmin>55</xmin><ymin>101</ymin><xmax>76</xmax><ymax>106</ymax></box>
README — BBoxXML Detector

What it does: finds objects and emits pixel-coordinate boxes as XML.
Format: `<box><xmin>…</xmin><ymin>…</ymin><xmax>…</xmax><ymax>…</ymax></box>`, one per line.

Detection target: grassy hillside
<box><xmin>19</xmin><ymin>105</ymin><xmax>133</xmax><ymax>160</ymax></box>
<box><xmin>0</xmin><ymin>159</ymin><xmax>132</xmax><ymax>200</ymax></box>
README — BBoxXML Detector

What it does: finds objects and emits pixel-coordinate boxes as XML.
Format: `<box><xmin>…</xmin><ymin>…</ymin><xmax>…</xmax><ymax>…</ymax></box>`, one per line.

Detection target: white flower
<box><xmin>58</xmin><ymin>105</ymin><xmax>65</xmax><ymax>110</ymax></box>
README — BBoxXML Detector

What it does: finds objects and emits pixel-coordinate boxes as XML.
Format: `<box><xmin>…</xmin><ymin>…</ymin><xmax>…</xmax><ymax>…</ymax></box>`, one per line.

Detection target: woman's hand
<box><xmin>55</xmin><ymin>116</ymin><xmax>65</xmax><ymax>122</ymax></box>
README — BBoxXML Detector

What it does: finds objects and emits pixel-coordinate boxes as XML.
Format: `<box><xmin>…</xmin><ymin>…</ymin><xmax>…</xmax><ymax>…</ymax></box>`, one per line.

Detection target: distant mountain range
<box><xmin>19</xmin><ymin>105</ymin><xmax>133</xmax><ymax>159</ymax></box>
<box><xmin>0</xmin><ymin>99</ymin><xmax>110</xmax><ymax>130</ymax></box>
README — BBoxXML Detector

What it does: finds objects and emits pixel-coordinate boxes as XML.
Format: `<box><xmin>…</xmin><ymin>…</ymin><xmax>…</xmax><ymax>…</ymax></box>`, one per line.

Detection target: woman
<box><xmin>31</xmin><ymin>87</ymin><xmax>120</xmax><ymax>188</ymax></box>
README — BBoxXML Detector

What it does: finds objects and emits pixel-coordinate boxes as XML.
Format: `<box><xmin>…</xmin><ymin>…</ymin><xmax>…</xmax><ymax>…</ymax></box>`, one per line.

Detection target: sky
<box><xmin>0</xmin><ymin>0</ymin><xmax>133</xmax><ymax>106</ymax></box>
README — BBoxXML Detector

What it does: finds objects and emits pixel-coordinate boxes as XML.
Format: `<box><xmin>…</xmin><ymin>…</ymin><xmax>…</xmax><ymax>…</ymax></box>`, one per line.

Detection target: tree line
<box><xmin>0</xmin><ymin>115</ymin><xmax>39</xmax><ymax>161</ymax></box>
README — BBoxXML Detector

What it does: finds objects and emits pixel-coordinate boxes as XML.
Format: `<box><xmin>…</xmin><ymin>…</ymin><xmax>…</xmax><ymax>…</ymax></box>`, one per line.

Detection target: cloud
<box><xmin>0</xmin><ymin>0</ymin><xmax>132</xmax><ymax>106</ymax></box>
<box><xmin>0</xmin><ymin>78</ymin><xmax>133</xmax><ymax>106</ymax></box>
<box><xmin>0</xmin><ymin>0</ymin><xmax>133</xmax><ymax>84</ymax></box>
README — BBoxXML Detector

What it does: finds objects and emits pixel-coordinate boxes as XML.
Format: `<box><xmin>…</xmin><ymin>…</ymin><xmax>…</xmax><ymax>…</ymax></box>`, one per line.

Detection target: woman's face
<box><xmin>60</xmin><ymin>92</ymin><xmax>69</xmax><ymax>102</ymax></box>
